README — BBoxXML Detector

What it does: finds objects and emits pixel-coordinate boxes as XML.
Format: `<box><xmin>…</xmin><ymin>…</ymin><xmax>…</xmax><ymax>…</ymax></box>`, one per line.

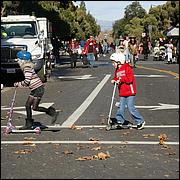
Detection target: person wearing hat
<box><xmin>14</xmin><ymin>50</ymin><xmax>59</xmax><ymax>130</ymax></box>
<box><xmin>110</xmin><ymin>53</ymin><xmax>145</xmax><ymax>130</ymax></box>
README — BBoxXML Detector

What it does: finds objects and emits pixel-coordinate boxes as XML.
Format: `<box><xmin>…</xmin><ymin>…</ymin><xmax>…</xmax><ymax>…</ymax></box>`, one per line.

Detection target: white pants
<box><xmin>167</xmin><ymin>52</ymin><xmax>172</xmax><ymax>62</ymax></box>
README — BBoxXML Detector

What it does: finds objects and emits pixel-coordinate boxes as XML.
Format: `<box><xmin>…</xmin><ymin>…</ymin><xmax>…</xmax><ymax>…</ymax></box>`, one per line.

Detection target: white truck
<box><xmin>1</xmin><ymin>15</ymin><xmax>53</xmax><ymax>83</ymax></box>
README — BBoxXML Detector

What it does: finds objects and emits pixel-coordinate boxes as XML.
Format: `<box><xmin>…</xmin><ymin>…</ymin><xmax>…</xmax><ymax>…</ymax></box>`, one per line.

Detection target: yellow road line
<box><xmin>136</xmin><ymin>65</ymin><xmax>179</xmax><ymax>79</ymax></box>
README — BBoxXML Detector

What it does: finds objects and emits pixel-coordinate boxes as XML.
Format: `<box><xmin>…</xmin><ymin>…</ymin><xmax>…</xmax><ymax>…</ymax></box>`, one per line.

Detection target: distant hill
<box><xmin>97</xmin><ymin>19</ymin><xmax>114</xmax><ymax>32</ymax></box>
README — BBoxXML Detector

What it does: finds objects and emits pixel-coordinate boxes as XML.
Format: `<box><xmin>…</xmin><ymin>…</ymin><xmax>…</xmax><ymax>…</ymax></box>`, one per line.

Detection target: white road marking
<box><xmin>1</xmin><ymin>140</ymin><xmax>179</xmax><ymax>145</ymax></box>
<box><xmin>1</xmin><ymin>103</ymin><xmax>54</xmax><ymax>116</ymax></box>
<box><xmin>1</xmin><ymin>125</ymin><xmax>179</xmax><ymax>128</ymax></box>
<box><xmin>115</xmin><ymin>102</ymin><xmax>179</xmax><ymax>110</ymax></box>
<box><xmin>135</xmin><ymin>75</ymin><xmax>168</xmax><ymax>77</ymax></box>
<box><xmin>61</xmin><ymin>74</ymin><xmax>111</xmax><ymax>127</ymax></box>
<box><xmin>58</xmin><ymin>75</ymin><xmax>95</xmax><ymax>79</ymax></box>
<box><xmin>1</xmin><ymin>102</ymin><xmax>54</xmax><ymax>110</ymax></box>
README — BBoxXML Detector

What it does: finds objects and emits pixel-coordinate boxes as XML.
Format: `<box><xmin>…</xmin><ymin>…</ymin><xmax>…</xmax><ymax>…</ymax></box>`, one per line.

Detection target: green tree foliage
<box><xmin>124</xmin><ymin>17</ymin><xmax>144</xmax><ymax>38</ymax></box>
<box><xmin>142</xmin><ymin>14</ymin><xmax>158</xmax><ymax>42</ymax></box>
<box><xmin>113</xmin><ymin>1</ymin><xmax>179</xmax><ymax>42</ymax></box>
<box><xmin>1</xmin><ymin>1</ymin><xmax>20</xmax><ymax>16</ymax></box>
<box><xmin>1</xmin><ymin>1</ymin><xmax>100</xmax><ymax>41</ymax></box>
<box><xmin>124</xmin><ymin>1</ymin><xmax>146</xmax><ymax>20</ymax></box>
<box><xmin>113</xmin><ymin>1</ymin><xmax>147</xmax><ymax>40</ymax></box>
<box><xmin>85</xmin><ymin>12</ymin><xmax>101</xmax><ymax>38</ymax></box>
<box><xmin>112</xmin><ymin>19</ymin><xmax>126</xmax><ymax>38</ymax></box>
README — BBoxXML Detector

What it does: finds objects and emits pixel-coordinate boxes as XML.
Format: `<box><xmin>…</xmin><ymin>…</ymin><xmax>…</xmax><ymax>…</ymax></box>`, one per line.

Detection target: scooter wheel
<box><xmin>34</xmin><ymin>127</ymin><xmax>41</xmax><ymax>134</ymax></box>
<box><xmin>106</xmin><ymin>124</ymin><xmax>111</xmax><ymax>131</ymax></box>
<box><xmin>3</xmin><ymin>127</ymin><xmax>11</xmax><ymax>134</ymax></box>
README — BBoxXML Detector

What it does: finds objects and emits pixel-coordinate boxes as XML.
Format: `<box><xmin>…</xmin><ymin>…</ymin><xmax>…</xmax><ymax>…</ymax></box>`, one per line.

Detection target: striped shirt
<box><xmin>16</xmin><ymin>64</ymin><xmax>43</xmax><ymax>90</ymax></box>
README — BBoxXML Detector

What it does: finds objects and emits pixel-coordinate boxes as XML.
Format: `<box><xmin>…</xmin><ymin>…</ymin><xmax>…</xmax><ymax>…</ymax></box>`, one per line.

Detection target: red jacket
<box><xmin>82</xmin><ymin>39</ymin><xmax>97</xmax><ymax>55</ymax></box>
<box><xmin>112</xmin><ymin>63</ymin><xmax>136</xmax><ymax>96</ymax></box>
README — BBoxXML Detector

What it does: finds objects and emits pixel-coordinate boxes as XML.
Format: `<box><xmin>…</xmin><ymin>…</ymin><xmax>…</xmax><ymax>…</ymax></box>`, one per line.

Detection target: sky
<box><xmin>74</xmin><ymin>1</ymin><xmax>167</xmax><ymax>22</ymax></box>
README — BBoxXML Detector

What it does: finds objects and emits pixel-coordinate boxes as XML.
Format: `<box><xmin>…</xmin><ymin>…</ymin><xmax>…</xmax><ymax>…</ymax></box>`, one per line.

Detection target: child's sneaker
<box><xmin>137</xmin><ymin>121</ymin><xmax>145</xmax><ymax>130</ymax></box>
<box><xmin>115</xmin><ymin>121</ymin><xmax>123</xmax><ymax>127</ymax></box>
<box><xmin>122</xmin><ymin>120</ymin><xmax>133</xmax><ymax>129</ymax></box>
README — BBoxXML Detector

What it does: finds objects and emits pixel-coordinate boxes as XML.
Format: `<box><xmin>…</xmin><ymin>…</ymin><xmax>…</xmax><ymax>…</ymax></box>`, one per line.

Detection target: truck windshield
<box><xmin>1</xmin><ymin>21</ymin><xmax>37</xmax><ymax>38</ymax></box>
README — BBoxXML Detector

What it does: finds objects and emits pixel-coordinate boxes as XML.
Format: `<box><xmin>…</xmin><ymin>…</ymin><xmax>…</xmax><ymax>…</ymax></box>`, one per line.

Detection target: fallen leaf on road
<box><xmin>96</xmin><ymin>152</ymin><xmax>110</xmax><ymax>160</ymax></box>
<box><xmin>88</xmin><ymin>137</ymin><xmax>100</xmax><ymax>144</ymax></box>
<box><xmin>107</xmin><ymin>145</ymin><xmax>114</xmax><ymax>149</ymax></box>
<box><xmin>15</xmin><ymin>149</ymin><xmax>33</xmax><ymax>154</ymax></box>
<box><xmin>22</xmin><ymin>141</ymin><xmax>36</xmax><ymax>147</ymax></box>
<box><xmin>143</xmin><ymin>134</ymin><xmax>155</xmax><ymax>138</ymax></box>
<box><xmin>52</xmin><ymin>144</ymin><xmax>60</xmax><ymax>148</ymax></box>
<box><xmin>76</xmin><ymin>156</ymin><xmax>94</xmax><ymax>161</ymax></box>
<box><xmin>24</xmin><ymin>137</ymin><xmax>36</xmax><ymax>141</ymax></box>
<box><xmin>76</xmin><ymin>152</ymin><xmax>110</xmax><ymax>161</ymax></box>
<box><xmin>63</xmin><ymin>149</ymin><xmax>73</xmax><ymax>155</ymax></box>
<box><xmin>91</xmin><ymin>146</ymin><xmax>101</xmax><ymax>151</ymax></box>
<box><xmin>158</xmin><ymin>134</ymin><xmax>167</xmax><ymax>145</ymax></box>
<box><xmin>76</xmin><ymin>144</ymin><xmax>85</xmax><ymax>150</ymax></box>
<box><xmin>70</xmin><ymin>125</ymin><xmax>82</xmax><ymax>130</ymax></box>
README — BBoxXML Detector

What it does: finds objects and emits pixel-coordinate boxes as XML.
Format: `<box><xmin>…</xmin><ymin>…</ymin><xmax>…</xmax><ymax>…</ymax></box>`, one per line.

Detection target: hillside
<box><xmin>97</xmin><ymin>19</ymin><xmax>114</xmax><ymax>32</ymax></box>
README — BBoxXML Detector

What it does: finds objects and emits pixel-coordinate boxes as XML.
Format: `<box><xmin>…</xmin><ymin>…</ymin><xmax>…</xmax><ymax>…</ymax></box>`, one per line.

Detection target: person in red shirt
<box><xmin>83</xmin><ymin>36</ymin><xmax>97</xmax><ymax>68</ymax></box>
<box><xmin>110</xmin><ymin>53</ymin><xmax>145</xmax><ymax>130</ymax></box>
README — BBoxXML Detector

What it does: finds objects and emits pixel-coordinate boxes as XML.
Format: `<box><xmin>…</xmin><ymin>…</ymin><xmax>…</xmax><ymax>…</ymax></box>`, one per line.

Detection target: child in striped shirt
<box><xmin>14</xmin><ymin>50</ymin><xmax>59</xmax><ymax>130</ymax></box>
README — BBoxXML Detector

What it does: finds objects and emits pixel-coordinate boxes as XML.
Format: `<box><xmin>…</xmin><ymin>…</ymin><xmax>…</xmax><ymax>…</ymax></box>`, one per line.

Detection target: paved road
<box><xmin>1</xmin><ymin>53</ymin><xmax>179</xmax><ymax>179</ymax></box>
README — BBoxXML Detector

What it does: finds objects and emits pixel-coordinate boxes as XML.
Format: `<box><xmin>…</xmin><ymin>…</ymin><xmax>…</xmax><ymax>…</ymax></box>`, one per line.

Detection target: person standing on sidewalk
<box><xmin>14</xmin><ymin>50</ymin><xmax>59</xmax><ymax>130</ymax></box>
<box><xmin>110</xmin><ymin>53</ymin><xmax>145</xmax><ymax>130</ymax></box>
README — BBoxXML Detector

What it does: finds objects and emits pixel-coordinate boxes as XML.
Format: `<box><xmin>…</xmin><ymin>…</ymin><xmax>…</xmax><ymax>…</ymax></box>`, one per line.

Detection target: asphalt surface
<box><xmin>1</xmin><ymin>52</ymin><xmax>179</xmax><ymax>179</ymax></box>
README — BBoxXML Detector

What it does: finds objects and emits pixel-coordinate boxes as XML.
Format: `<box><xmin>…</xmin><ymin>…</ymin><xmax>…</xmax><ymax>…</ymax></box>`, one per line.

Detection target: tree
<box><xmin>112</xmin><ymin>18</ymin><xmax>127</xmax><ymax>38</ymax></box>
<box><xmin>124</xmin><ymin>17</ymin><xmax>144</xmax><ymax>39</ymax></box>
<box><xmin>79</xmin><ymin>1</ymin><xmax>86</xmax><ymax>11</ymax></box>
<box><xmin>124</xmin><ymin>1</ymin><xmax>146</xmax><ymax>20</ymax></box>
<box><xmin>113</xmin><ymin>1</ymin><xmax>179</xmax><ymax>43</ymax></box>
<box><xmin>1</xmin><ymin>1</ymin><xmax>20</xmax><ymax>16</ymax></box>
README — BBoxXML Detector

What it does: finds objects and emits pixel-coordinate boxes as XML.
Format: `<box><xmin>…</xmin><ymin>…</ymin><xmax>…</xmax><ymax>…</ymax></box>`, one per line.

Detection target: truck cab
<box><xmin>1</xmin><ymin>15</ymin><xmax>52</xmax><ymax>84</ymax></box>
